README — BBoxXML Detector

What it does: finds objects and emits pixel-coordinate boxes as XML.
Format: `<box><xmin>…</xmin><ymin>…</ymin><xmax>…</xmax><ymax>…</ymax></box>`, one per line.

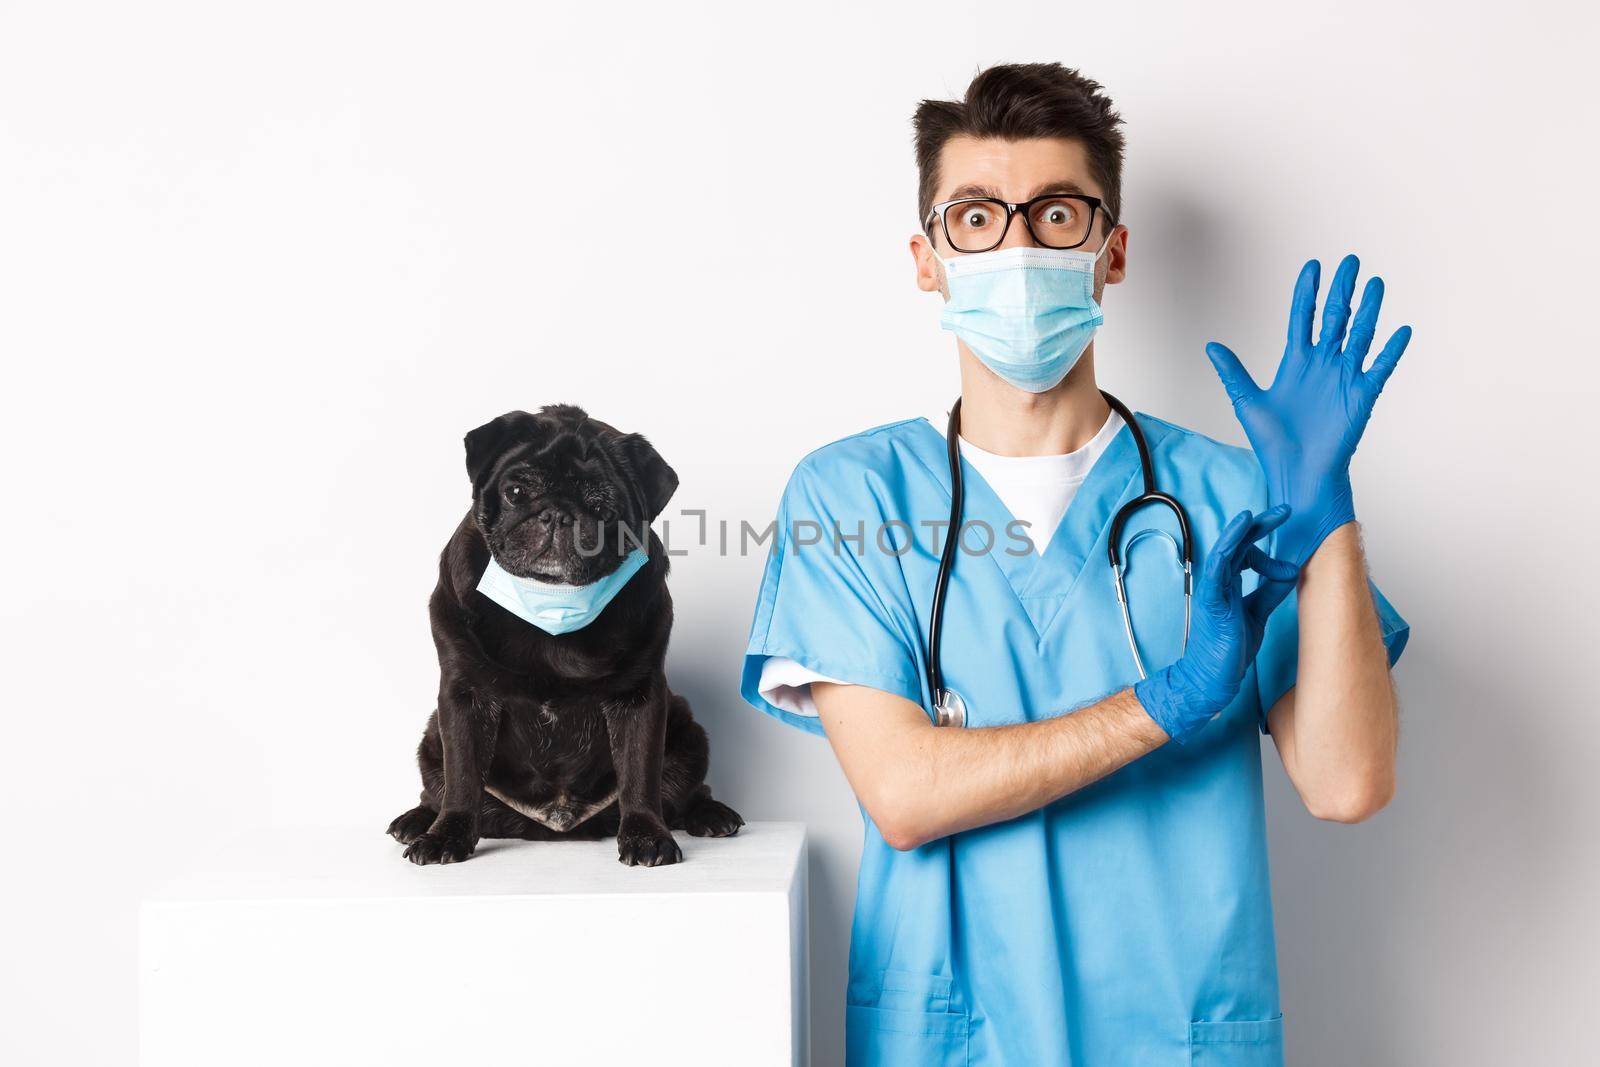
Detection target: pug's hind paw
<box><xmin>682</xmin><ymin>797</ymin><xmax>744</xmax><ymax>838</ymax></box>
<box><xmin>387</xmin><ymin>804</ymin><xmax>436</xmax><ymax>845</ymax></box>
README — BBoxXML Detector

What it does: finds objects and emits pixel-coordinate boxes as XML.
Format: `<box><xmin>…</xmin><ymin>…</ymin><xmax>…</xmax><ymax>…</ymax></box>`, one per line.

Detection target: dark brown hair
<box><xmin>913</xmin><ymin>63</ymin><xmax>1126</xmax><ymax>232</ymax></box>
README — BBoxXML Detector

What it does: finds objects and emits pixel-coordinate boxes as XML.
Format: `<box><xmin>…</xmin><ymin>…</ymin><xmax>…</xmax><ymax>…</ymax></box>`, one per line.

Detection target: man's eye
<box><xmin>1043</xmin><ymin>206</ymin><xmax>1073</xmax><ymax>225</ymax></box>
<box><xmin>962</xmin><ymin>208</ymin><xmax>994</xmax><ymax>228</ymax></box>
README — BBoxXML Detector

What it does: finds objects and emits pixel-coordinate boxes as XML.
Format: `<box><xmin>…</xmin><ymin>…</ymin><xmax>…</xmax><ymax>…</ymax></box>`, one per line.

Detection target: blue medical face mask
<box><xmin>475</xmin><ymin>548</ymin><xmax>649</xmax><ymax>635</ymax></box>
<box><xmin>937</xmin><ymin>232</ymin><xmax>1113</xmax><ymax>393</ymax></box>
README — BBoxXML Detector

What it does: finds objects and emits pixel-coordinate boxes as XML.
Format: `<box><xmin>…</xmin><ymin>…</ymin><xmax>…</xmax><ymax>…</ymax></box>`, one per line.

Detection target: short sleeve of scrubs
<box><xmin>740</xmin><ymin>461</ymin><xmax>924</xmax><ymax>737</ymax></box>
<box><xmin>1252</xmin><ymin>571</ymin><xmax>1411</xmax><ymax>732</ymax></box>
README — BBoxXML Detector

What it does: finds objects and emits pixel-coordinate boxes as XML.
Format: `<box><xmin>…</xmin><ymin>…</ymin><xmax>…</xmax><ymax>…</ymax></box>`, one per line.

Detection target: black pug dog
<box><xmin>387</xmin><ymin>405</ymin><xmax>742</xmax><ymax>867</ymax></box>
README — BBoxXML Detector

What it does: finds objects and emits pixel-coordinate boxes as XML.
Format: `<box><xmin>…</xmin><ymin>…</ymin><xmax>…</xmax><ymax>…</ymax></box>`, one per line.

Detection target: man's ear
<box><xmin>619</xmin><ymin>433</ymin><xmax>678</xmax><ymax>522</ymax></box>
<box><xmin>1103</xmin><ymin>223</ymin><xmax>1128</xmax><ymax>287</ymax></box>
<box><xmin>464</xmin><ymin>411</ymin><xmax>536</xmax><ymax>490</ymax></box>
<box><xmin>911</xmin><ymin>231</ymin><xmax>945</xmax><ymax>295</ymax></box>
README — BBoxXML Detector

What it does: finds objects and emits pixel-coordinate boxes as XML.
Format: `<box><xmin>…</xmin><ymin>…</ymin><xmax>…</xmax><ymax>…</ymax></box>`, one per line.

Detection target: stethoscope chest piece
<box><xmin>933</xmin><ymin>687</ymin><xmax>968</xmax><ymax>728</ymax></box>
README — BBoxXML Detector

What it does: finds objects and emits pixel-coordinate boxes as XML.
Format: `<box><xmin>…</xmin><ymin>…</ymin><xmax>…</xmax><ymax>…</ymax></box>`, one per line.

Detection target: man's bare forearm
<box><xmin>921</xmin><ymin>688</ymin><xmax>1169</xmax><ymax>837</ymax></box>
<box><xmin>1267</xmin><ymin>522</ymin><xmax>1398</xmax><ymax>821</ymax></box>
<box><xmin>814</xmin><ymin>682</ymin><xmax>1169</xmax><ymax>850</ymax></box>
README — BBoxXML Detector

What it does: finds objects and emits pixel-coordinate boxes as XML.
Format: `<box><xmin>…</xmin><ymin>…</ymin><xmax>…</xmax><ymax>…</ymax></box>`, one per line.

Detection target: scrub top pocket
<box><xmin>1189</xmin><ymin>1015</ymin><xmax>1285</xmax><ymax>1067</ymax></box>
<box><xmin>845</xmin><ymin>1004</ymin><xmax>969</xmax><ymax>1067</ymax></box>
<box><xmin>847</xmin><ymin>970</ymin><xmax>969</xmax><ymax>1067</ymax></box>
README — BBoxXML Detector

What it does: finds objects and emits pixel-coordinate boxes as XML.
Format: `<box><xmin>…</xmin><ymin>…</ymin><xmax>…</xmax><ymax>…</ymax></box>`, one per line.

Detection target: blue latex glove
<box><xmin>1205</xmin><ymin>255</ymin><xmax>1412</xmax><ymax>567</ymax></box>
<box><xmin>1134</xmin><ymin>506</ymin><xmax>1300</xmax><ymax>744</ymax></box>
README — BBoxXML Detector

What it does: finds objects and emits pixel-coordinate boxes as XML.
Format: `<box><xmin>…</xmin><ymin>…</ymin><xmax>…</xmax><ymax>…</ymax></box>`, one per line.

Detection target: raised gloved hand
<box><xmin>1205</xmin><ymin>255</ymin><xmax>1412</xmax><ymax>567</ymax></box>
<box><xmin>1134</xmin><ymin>506</ymin><xmax>1299</xmax><ymax>744</ymax></box>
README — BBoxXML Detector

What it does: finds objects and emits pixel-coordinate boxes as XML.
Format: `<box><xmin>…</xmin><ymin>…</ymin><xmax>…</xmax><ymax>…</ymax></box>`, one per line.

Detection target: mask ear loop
<box><xmin>1089</xmin><ymin>223</ymin><xmax>1115</xmax><ymax>261</ymax></box>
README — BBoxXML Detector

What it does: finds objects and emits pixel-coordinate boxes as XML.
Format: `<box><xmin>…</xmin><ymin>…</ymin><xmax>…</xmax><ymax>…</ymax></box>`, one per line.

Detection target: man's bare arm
<box><xmin>1266</xmin><ymin>522</ymin><xmax>1398</xmax><ymax>822</ymax></box>
<box><xmin>813</xmin><ymin>681</ymin><xmax>1167</xmax><ymax>850</ymax></box>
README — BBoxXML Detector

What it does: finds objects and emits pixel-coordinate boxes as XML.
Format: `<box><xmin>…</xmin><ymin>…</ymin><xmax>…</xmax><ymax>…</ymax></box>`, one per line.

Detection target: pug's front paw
<box><xmin>616</xmin><ymin>813</ymin><xmax>682</xmax><ymax>867</ymax></box>
<box><xmin>403</xmin><ymin>811</ymin><xmax>477</xmax><ymax>865</ymax></box>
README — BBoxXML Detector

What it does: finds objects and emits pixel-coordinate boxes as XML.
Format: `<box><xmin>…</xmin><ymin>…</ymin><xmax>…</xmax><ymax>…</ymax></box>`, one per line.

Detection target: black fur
<box><xmin>388</xmin><ymin>405</ymin><xmax>741</xmax><ymax>867</ymax></box>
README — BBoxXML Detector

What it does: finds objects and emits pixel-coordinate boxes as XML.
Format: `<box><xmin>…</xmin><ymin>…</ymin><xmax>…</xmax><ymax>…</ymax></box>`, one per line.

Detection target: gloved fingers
<box><xmin>1204</xmin><ymin>342</ymin><xmax>1260</xmax><ymax>406</ymax></box>
<box><xmin>1237</xmin><ymin>503</ymin><xmax>1293</xmax><ymax>561</ymax></box>
<box><xmin>1344</xmin><ymin>275</ymin><xmax>1384</xmax><ymax>366</ymax></box>
<box><xmin>1244</xmin><ymin>576</ymin><xmax>1297</xmax><ymax>628</ymax></box>
<box><xmin>1201</xmin><ymin>505</ymin><xmax>1293</xmax><ymax>608</ymax></box>
<box><xmin>1204</xmin><ymin>505</ymin><xmax>1291</xmax><ymax>587</ymax></box>
<box><xmin>1315</xmin><ymin>254</ymin><xmax>1361</xmax><ymax>354</ymax></box>
<box><xmin>1363</xmin><ymin>323</ymin><xmax>1412</xmax><ymax>397</ymax></box>
<box><xmin>1238</xmin><ymin>508</ymin><xmax>1298</xmax><ymax>627</ymax></box>
<box><xmin>1287</xmin><ymin>259</ymin><xmax>1320</xmax><ymax>351</ymax></box>
<box><xmin>1242</xmin><ymin>544</ymin><xmax>1299</xmax><ymax>585</ymax></box>
<box><xmin>1199</xmin><ymin>509</ymin><xmax>1256</xmax><ymax>596</ymax></box>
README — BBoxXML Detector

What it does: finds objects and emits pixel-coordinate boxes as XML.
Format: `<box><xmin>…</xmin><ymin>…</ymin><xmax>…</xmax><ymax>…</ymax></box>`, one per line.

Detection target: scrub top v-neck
<box><xmin>741</xmin><ymin>413</ymin><xmax>1409</xmax><ymax>1067</ymax></box>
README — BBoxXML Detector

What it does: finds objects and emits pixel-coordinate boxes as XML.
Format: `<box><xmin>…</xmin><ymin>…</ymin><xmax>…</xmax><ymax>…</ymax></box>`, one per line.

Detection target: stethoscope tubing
<box><xmin>927</xmin><ymin>398</ymin><xmax>966</xmax><ymax>724</ymax></box>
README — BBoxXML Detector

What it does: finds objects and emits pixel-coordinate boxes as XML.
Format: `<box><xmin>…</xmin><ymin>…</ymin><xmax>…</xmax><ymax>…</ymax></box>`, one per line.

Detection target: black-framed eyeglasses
<box><xmin>925</xmin><ymin>193</ymin><xmax>1113</xmax><ymax>253</ymax></box>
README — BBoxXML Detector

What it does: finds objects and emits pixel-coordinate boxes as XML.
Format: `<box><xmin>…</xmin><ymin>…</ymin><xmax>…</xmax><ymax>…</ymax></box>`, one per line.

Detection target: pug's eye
<box><xmin>503</xmin><ymin>485</ymin><xmax>525</xmax><ymax>504</ymax></box>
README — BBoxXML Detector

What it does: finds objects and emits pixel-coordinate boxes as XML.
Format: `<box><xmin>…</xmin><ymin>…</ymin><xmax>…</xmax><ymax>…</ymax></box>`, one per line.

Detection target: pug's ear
<box><xmin>620</xmin><ymin>433</ymin><xmax>678</xmax><ymax>521</ymax></box>
<box><xmin>464</xmin><ymin>411</ymin><xmax>537</xmax><ymax>490</ymax></box>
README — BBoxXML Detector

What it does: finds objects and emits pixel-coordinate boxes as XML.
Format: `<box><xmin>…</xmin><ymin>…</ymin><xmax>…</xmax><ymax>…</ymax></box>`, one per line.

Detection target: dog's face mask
<box><xmin>463</xmin><ymin>405</ymin><xmax>678</xmax><ymax>586</ymax></box>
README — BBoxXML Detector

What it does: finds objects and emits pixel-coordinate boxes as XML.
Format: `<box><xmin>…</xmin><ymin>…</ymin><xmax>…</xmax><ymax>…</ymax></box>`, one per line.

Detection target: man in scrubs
<box><xmin>741</xmin><ymin>63</ymin><xmax>1411</xmax><ymax>1066</ymax></box>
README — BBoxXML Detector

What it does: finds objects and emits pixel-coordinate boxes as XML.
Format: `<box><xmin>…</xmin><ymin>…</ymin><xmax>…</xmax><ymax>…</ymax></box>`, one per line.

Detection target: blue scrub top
<box><xmin>741</xmin><ymin>413</ymin><xmax>1409</xmax><ymax>1067</ymax></box>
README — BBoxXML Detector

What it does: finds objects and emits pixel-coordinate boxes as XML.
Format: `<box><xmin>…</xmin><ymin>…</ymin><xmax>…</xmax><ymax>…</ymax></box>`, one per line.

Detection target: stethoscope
<box><xmin>927</xmin><ymin>391</ymin><xmax>1194</xmax><ymax>728</ymax></box>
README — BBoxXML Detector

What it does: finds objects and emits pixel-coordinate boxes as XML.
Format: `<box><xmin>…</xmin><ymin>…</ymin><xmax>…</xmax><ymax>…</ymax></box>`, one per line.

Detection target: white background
<box><xmin>3</xmin><ymin>2</ymin><xmax>1596</xmax><ymax>1064</ymax></box>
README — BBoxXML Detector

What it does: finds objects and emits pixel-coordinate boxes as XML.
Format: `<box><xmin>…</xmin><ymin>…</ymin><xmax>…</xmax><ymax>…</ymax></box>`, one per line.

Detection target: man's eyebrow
<box><xmin>1027</xmin><ymin>180</ymin><xmax>1089</xmax><ymax>199</ymax></box>
<box><xmin>940</xmin><ymin>179</ymin><xmax>1092</xmax><ymax>204</ymax></box>
<box><xmin>945</xmin><ymin>183</ymin><xmax>1001</xmax><ymax>201</ymax></box>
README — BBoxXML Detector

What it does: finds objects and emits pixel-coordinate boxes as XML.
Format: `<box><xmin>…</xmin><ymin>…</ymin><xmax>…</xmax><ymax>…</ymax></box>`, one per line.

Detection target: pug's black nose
<box><xmin>537</xmin><ymin>507</ymin><xmax>572</xmax><ymax>529</ymax></box>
